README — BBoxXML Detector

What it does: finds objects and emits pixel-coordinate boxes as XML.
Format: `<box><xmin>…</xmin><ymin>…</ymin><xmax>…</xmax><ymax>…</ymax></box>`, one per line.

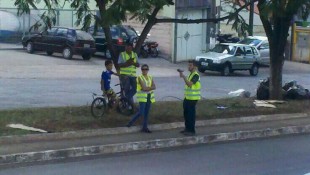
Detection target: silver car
<box><xmin>195</xmin><ymin>43</ymin><xmax>261</xmax><ymax>76</ymax></box>
<box><xmin>238</xmin><ymin>36</ymin><xmax>270</xmax><ymax>66</ymax></box>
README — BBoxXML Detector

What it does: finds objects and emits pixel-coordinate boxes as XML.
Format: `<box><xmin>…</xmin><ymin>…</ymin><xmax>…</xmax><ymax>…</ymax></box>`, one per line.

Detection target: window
<box><xmin>244</xmin><ymin>46</ymin><xmax>253</xmax><ymax>55</ymax></box>
<box><xmin>55</xmin><ymin>28</ymin><xmax>68</xmax><ymax>37</ymax></box>
<box><xmin>67</xmin><ymin>29</ymin><xmax>76</xmax><ymax>39</ymax></box>
<box><xmin>76</xmin><ymin>30</ymin><xmax>94</xmax><ymax>40</ymax></box>
<box><xmin>211</xmin><ymin>44</ymin><xmax>237</xmax><ymax>55</ymax></box>
<box><xmin>260</xmin><ymin>42</ymin><xmax>269</xmax><ymax>50</ymax></box>
<box><xmin>239</xmin><ymin>38</ymin><xmax>262</xmax><ymax>47</ymax></box>
<box><xmin>252</xmin><ymin>47</ymin><xmax>259</xmax><ymax>55</ymax></box>
<box><xmin>236</xmin><ymin>47</ymin><xmax>244</xmax><ymax>55</ymax></box>
<box><xmin>45</xmin><ymin>28</ymin><xmax>57</xmax><ymax>36</ymax></box>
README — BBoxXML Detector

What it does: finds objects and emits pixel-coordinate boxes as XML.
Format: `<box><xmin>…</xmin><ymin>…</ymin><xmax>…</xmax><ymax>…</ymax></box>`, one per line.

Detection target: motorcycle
<box><xmin>139</xmin><ymin>41</ymin><xmax>159</xmax><ymax>58</ymax></box>
<box><xmin>216</xmin><ymin>34</ymin><xmax>240</xmax><ymax>43</ymax></box>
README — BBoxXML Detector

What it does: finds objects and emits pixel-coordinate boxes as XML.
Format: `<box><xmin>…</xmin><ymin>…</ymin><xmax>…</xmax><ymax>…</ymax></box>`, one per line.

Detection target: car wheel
<box><xmin>250</xmin><ymin>63</ymin><xmax>259</xmax><ymax>76</ymax></box>
<box><xmin>150</xmin><ymin>48</ymin><xmax>159</xmax><ymax>57</ymax></box>
<box><xmin>221</xmin><ymin>64</ymin><xmax>231</xmax><ymax>76</ymax></box>
<box><xmin>105</xmin><ymin>49</ymin><xmax>111</xmax><ymax>59</ymax></box>
<box><xmin>26</xmin><ymin>42</ymin><xmax>34</xmax><ymax>54</ymax></box>
<box><xmin>82</xmin><ymin>53</ymin><xmax>91</xmax><ymax>60</ymax></box>
<box><xmin>63</xmin><ymin>47</ymin><xmax>73</xmax><ymax>60</ymax></box>
<box><xmin>46</xmin><ymin>51</ymin><xmax>53</xmax><ymax>56</ymax></box>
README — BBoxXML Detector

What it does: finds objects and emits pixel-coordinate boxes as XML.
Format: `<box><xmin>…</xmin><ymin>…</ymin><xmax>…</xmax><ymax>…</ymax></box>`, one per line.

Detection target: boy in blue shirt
<box><xmin>101</xmin><ymin>60</ymin><xmax>119</xmax><ymax>106</ymax></box>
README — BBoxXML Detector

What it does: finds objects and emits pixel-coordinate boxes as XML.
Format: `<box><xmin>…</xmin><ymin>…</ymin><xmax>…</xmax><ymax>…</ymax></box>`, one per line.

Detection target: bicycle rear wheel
<box><xmin>91</xmin><ymin>97</ymin><xmax>107</xmax><ymax>118</ymax></box>
<box><xmin>117</xmin><ymin>98</ymin><xmax>133</xmax><ymax>116</ymax></box>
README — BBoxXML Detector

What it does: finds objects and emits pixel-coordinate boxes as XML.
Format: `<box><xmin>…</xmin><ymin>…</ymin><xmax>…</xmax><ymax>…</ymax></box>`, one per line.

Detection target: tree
<box><xmin>15</xmin><ymin>0</ymin><xmax>309</xmax><ymax>100</ymax></box>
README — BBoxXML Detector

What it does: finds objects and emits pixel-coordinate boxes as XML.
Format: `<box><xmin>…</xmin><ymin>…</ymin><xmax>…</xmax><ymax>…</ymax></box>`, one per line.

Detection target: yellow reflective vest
<box><xmin>184</xmin><ymin>71</ymin><xmax>201</xmax><ymax>100</ymax></box>
<box><xmin>136</xmin><ymin>75</ymin><xmax>155</xmax><ymax>103</ymax></box>
<box><xmin>119</xmin><ymin>51</ymin><xmax>138</xmax><ymax>76</ymax></box>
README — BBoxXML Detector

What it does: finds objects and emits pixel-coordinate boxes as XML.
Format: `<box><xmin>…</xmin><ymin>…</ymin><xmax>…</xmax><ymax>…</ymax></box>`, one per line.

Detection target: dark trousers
<box><xmin>120</xmin><ymin>75</ymin><xmax>137</xmax><ymax>106</ymax></box>
<box><xmin>183</xmin><ymin>99</ymin><xmax>198</xmax><ymax>133</ymax></box>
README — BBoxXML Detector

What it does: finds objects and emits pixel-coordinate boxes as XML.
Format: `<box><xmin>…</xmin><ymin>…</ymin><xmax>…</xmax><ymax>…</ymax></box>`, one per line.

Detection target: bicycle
<box><xmin>91</xmin><ymin>83</ymin><xmax>133</xmax><ymax>118</ymax></box>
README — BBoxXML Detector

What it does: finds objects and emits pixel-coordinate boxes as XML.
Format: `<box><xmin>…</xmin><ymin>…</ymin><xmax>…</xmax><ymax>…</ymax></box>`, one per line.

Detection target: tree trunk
<box><xmin>134</xmin><ymin>7</ymin><xmax>161</xmax><ymax>54</ymax></box>
<box><xmin>96</xmin><ymin>0</ymin><xmax>119</xmax><ymax>70</ymax></box>
<box><xmin>269</xmin><ymin>55</ymin><xmax>284</xmax><ymax>99</ymax></box>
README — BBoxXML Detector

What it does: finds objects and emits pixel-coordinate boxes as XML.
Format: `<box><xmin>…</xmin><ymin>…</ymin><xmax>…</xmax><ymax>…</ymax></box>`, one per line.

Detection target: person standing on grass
<box><xmin>118</xmin><ymin>42</ymin><xmax>140</xmax><ymax>112</ymax></box>
<box><xmin>178</xmin><ymin>60</ymin><xmax>201</xmax><ymax>136</ymax></box>
<box><xmin>126</xmin><ymin>64</ymin><xmax>156</xmax><ymax>133</ymax></box>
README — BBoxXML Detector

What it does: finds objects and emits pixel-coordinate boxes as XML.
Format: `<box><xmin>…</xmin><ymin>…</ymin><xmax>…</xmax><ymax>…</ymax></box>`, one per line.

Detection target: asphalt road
<box><xmin>0</xmin><ymin>49</ymin><xmax>310</xmax><ymax>109</ymax></box>
<box><xmin>1</xmin><ymin>134</ymin><xmax>310</xmax><ymax>175</ymax></box>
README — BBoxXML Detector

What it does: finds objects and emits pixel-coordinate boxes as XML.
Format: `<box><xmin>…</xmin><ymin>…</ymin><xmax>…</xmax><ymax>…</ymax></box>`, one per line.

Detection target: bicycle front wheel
<box><xmin>91</xmin><ymin>97</ymin><xmax>107</xmax><ymax>118</ymax></box>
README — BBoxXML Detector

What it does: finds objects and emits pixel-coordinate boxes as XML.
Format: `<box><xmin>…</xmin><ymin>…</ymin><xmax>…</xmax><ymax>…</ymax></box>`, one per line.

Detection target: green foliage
<box><xmin>301</xmin><ymin>2</ymin><xmax>310</xmax><ymax>21</ymax></box>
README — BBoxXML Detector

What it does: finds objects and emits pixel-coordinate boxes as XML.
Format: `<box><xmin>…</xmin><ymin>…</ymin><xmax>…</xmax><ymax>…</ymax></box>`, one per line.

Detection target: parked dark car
<box><xmin>22</xmin><ymin>27</ymin><xmax>96</xmax><ymax>60</ymax></box>
<box><xmin>88</xmin><ymin>25</ymin><xmax>138</xmax><ymax>58</ymax></box>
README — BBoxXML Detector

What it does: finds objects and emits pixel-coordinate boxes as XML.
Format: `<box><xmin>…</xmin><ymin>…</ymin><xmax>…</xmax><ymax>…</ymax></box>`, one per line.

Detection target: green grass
<box><xmin>0</xmin><ymin>97</ymin><xmax>309</xmax><ymax>137</ymax></box>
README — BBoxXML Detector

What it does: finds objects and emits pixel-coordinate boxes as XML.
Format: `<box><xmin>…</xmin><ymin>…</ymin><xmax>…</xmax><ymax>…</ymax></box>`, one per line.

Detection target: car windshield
<box><xmin>239</xmin><ymin>38</ymin><xmax>262</xmax><ymax>46</ymax></box>
<box><xmin>76</xmin><ymin>30</ymin><xmax>94</xmax><ymax>40</ymax></box>
<box><xmin>210</xmin><ymin>44</ymin><xmax>237</xmax><ymax>55</ymax></box>
<box><xmin>124</xmin><ymin>26</ymin><xmax>138</xmax><ymax>37</ymax></box>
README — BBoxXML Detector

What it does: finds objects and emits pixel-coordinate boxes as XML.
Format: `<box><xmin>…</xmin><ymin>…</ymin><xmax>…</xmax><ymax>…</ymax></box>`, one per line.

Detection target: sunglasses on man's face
<box><xmin>142</xmin><ymin>68</ymin><xmax>149</xmax><ymax>71</ymax></box>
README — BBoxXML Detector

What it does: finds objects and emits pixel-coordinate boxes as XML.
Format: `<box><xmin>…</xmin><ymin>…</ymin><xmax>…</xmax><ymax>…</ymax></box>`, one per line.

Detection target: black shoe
<box><xmin>141</xmin><ymin>128</ymin><xmax>152</xmax><ymax>133</ymax></box>
<box><xmin>126</xmin><ymin>123</ymin><xmax>131</xmax><ymax>128</ymax></box>
<box><xmin>180</xmin><ymin>130</ymin><xmax>188</xmax><ymax>134</ymax></box>
<box><xmin>182</xmin><ymin>131</ymin><xmax>195</xmax><ymax>136</ymax></box>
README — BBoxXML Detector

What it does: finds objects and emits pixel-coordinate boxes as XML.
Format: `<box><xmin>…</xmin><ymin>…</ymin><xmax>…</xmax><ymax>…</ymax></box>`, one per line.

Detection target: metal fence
<box><xmin>0</xmin><ymin>8</ymin><xmax>96</xmax><ymax>43</ymax></box>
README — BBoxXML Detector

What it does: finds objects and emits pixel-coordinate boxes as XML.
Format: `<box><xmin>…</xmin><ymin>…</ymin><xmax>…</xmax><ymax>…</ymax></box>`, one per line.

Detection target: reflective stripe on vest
<box><xmin>119</xmin><ymin>52</ymin><xmax>137</xmax><ymax>76</ymax></box>
<box><xmin>184</xmin><ymin>71</ymin><xmax>201</xmax><ymax>100</ymax></box>
<box><xmin>136</xmin><ymin>75</ymin><xmax>155</xmax><ymax>103</ymax></box>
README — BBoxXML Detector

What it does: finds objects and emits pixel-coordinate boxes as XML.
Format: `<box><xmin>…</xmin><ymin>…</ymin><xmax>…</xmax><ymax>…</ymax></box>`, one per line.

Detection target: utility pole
<box><xmin>249</xmin><ymin>0</ymin><xmax>254</xmax><ymax>36</ymax></box>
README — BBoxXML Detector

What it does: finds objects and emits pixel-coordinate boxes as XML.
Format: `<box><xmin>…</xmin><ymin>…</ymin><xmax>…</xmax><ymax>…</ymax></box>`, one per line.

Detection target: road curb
<box><xmin>1</xmin><ymin>113</ymin><xmax>308</xmax><ymax>144</ymax></box>
<box><xmin>1</xmin><ymin>124</ymin><xmax>310</xmax><ymax>165</ymax></box>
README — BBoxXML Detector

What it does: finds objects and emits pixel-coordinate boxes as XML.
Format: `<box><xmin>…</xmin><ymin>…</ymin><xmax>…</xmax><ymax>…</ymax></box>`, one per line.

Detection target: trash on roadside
<box><xmin>228</xmin><ymin>89</ymin><xmax>251</xmax><ymax>98</ymax></box>
<box><xmin>257</xmin><ymin>78</ymin><xmax>310</xmax><ymax>100</ymax></box>
<box><xmin>253</xmin><ymin>100</ymin><xmax>276</xmax><ymax>108</ymax></box>
<box><xmin>217</xmin><ymin>105</ymin><xmax>228</xmax><ymax>110</ymax></box>
<box><xmin>6</xmin><ymin>124</ymin><xmax>47</xmax><ymax>133</ymax></box>
<box><xmin>265</xmin><ymin>100</ymin><xmax>286</xmax><ymax>104</ymax></box>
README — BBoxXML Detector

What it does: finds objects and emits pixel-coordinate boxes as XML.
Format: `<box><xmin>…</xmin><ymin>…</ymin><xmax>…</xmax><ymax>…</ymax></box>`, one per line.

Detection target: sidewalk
<box><xmin>1</xmin><ymin>113</ymin><xmax>310</xmax><ymax>166</ymax></box>
<box><xmin>0</xmin><ymin>43</ymin><xmax>23</xmax><ymax>50</ymax></box>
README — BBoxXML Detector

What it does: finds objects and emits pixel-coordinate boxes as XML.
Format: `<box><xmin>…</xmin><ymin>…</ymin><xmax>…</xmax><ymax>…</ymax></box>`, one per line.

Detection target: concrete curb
<box><xmin>1</xmin><ymin>113</ymin><xmax>308</xmax><ymax>144</ymax></box>
<box><xmin>1</xmin><ymin>124</ymin><xmax>310</xmax><ymax>165</ymax></box>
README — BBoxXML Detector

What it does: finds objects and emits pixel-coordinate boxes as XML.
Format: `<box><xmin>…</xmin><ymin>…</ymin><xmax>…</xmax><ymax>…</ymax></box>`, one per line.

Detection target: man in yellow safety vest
<box><xmin>178</xmin><ymin>60</ymin><xmax>201</xmax><ymax>136</ymax></box>
<box><xmin>118</xmin><ymin>42</ymin><xmax>140</xmax><ymax>110</ymax></box>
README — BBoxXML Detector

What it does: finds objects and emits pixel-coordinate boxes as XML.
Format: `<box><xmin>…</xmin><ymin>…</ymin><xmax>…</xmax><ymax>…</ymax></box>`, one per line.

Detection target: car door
<box><xmin>32</xmin><ymin>29</ymin><xmax>52</xmax><ymax>51</ymax></box>
<box><xmin>53</xmin><ymin>28</ymin><xmax>68</xmax><ymax>52</ymax></box>
<box><xmin>243</xmin><ymin>46</ymin><xmax>256</xmax><ymax>69</ymax></box>
<box><xmin>42</xmin><ymin>28</ymin><xmax>57</xmax><ymax>52</ymax></box>
<box><xmin>232</xmin><ymin>46</ymin><xmax>245</xmax><ymax>70</ymax></box>
<box><xmin>258</xmin><ymin>41</ymin><xmax>270</xmax><ymax>65</ymax></box>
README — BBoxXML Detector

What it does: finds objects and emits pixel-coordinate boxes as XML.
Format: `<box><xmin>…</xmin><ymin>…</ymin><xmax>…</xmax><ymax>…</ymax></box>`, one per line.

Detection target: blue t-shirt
<box><xmin>101</xmin><ymin>70</ymin><xmax>114</xmax><ymax>91</ymax></box>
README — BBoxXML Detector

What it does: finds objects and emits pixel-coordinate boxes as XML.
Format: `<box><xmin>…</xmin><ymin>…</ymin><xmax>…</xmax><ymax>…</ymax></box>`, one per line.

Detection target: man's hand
<box><xmin>179</xmin><ymin>72</ymin><xmax>185</xmax><ymax>78</ymax></box>
<box><xmin>134</xmin><ymin>62</ymin><xmax>140</xmax><ymax>67</ymax></box>
<box><xmin>125</xmin><ymin>58</ymin><xmax>134</xmax><ymax>66</ymax></box>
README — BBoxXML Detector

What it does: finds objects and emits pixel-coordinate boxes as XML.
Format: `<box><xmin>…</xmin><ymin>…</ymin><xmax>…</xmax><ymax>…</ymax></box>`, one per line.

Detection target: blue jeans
<box><xmin>128</xmin><ymin>96</ymin><xmax>152</xmax><ymax>129</ymax></box>
<box><xmin>120</xmin><ymin>75</ymin><xmax>137</xmax><ymax>106</ymax></box>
